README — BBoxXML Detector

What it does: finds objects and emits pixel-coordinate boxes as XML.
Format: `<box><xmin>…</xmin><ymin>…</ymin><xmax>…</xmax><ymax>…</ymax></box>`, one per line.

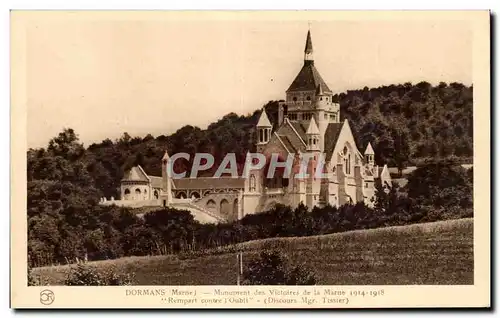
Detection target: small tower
<box><xmin>306</xmin><ymin>116</ymin><xmax>320</xmax><ymax>152</ymax></box>
<box><xmin>315</xmin><ymin>84</ymin><xmax>328</xmax><ymax>111</ymax></box>
<box><xmin>364</xmin><ymin>142</ymin><xmax>375</xmax><ymax>167</ymax></box>
<box><xmin>256</xmin><ymin>109</ymin><xmax>272</xmax><ymax>151</ymax></box>
<box><xmin>314</xmin><ymin>83</ymin><xmax>329</xmax><ymax>151</ymax></box>
<box><xmin>161</xmin><ymin>150</ymin><xmax>173</xmax><ymax>206</ymax></box>
<box><xmin>316</xmin><ymin>83</ymin><xmax>324</xmax><ymax>100</ymax></box>
<box><xmin>305</xmin><ymin>117</ymin><xmax>321</xmax><ymax>208</ymax></box>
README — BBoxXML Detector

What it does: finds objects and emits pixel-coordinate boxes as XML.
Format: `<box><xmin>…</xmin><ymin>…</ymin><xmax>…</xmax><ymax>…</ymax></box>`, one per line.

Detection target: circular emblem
<box><xmin>40</xmin><ymin>289</ymin><xmax>54</xmax><ymax>305</ymax></box>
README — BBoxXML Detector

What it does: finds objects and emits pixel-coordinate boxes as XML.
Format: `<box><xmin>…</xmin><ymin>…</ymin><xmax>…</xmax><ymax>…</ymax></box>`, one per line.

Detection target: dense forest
<box><xmin>337</xmin><ymin>81</ymin><xmax>473</xmax><ymax>168</ymax></box>
<box><xmin>27</xmin><ymin>81</ymin><xmax>474</xmax><ymax>268</ymax></box>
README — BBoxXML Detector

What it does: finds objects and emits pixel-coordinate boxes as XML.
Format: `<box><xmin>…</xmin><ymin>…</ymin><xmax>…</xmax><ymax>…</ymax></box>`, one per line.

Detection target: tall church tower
<box><xmin>278</xmin><ymin>28</ymin><xmax>341</xmax><ymax>151</ymax></box>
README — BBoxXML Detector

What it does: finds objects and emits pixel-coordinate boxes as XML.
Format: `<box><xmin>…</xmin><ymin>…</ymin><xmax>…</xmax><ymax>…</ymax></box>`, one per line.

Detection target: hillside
<box><xmin>33</xmin><ymin>218</ymin><xmax>473</xmax><ymax>285</ymax></box>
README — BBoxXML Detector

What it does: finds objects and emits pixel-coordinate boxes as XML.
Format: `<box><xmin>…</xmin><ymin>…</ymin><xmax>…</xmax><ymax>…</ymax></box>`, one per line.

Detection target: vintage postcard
<box><xmin>10</xmin><ymin>10</ymin><xmax>490</xmax><ymax>309</ymax></box>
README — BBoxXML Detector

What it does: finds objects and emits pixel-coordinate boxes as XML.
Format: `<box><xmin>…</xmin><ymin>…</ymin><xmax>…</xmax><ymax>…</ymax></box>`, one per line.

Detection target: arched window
<box><xmin>220</xmin><ymin>199</ymin><xmax>230</xmax><ymax>216</ymax></box>
<box><xmin>206</xmin><ymin>199</ymin><xmax>216</xmax><ymax>210</ymax></box>
<box><xmin>293</xmin><ymin>96</ymin><xmax>297</xmax><ymax>101</ymax></box>
<box><xmin>135</xmin><ymin>188</ymin><xmax>141</xmax><ymax>194</ymax></box>
<box><xmin>176</xmin><ymin>192</ymin><xmax>187</xmax><ymax>199</ymax></box>
<box><xmin>190</xmin><ymin>191</ymin><xmax>200</xmax><ymax>199</ymax></box>
<box><xmin>233</xmin><ymin>199</ymin><xmax>239</xmax><ymax>220</ymax></box>
<box><xmin>123</xmin><ymin>188</ymin><xmax>131</xmax><ymax>200</ymax></box>
<box><xmin>306</xmin><ymin>96</ymin><xmax>311</xmax><ymax>101</ymax></box>
<box><xmin>154</xmin><ymin>190</ymin><xmax>159</xmax><ymax>199</ymax></box>
<box><xmin>347</xmin><ymin>154</ymin><xmax>351</xmax><ymax>174</ymax></box>
<box><xmin>343</xmin><ymin>146</ymin><xmax>351</xmax><ymax>175</ymax></box>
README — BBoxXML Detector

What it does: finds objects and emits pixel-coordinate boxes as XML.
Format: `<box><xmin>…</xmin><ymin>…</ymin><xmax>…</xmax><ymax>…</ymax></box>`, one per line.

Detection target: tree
<box><xmin>47</xmin><ymin>128</ymin><xmax>85</xmax><ymax>161</ymax></box>
<box><xmin>392</xmin><ymin>129</ymin><xmax>411</xmax><ymax>176</ymax></box>
<box><xmin>242</xmin><ymin>250</ymin><xmax>317</xmax><ymax>285</ymax></box>
<box><xmin>373</xmin><ymin>181</ymin><xmax>417</xmax><ymax>226</ymax></box>
<box><xmin>406</xmin><ymin>161</ymin><xmax>472</xmax><ymax>209</ymax></box>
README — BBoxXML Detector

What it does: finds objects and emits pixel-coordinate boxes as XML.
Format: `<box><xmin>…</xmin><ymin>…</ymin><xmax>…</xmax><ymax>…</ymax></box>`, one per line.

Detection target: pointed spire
<box><xmin>305</xmin><ymin>29</ymin><xmax>313</xmax><ymax>54</ymax></box>
<box><xmin>304</xmin><ymin>29</ymin><xmax>314</xmax><ymax>64</ymax></box>
<box><xmin>306</xmin><ymin>116</ymin><xmax>320</xmax><ymax>135</ymax></box>
<box><xmin>315</xmin><ymin>84</ymin><xmax>324</xmax><ymax>96</ymax></box>
<box><xmin>381</xmin><ymin>164</ymin><xmax>390</xmax><ymax>178</ymax></box>
<box><xmin>257</xmin><ymin>109</ymin><xmax>272</xmax><ymax>127</ymax></box>
<box><xmin>364</xmin><ymin>142</ymin><xmax>374</xmax><ymax>155</ymax></box>
<box><xmin>162</xmin><ymin>150</ymin><xmax>170</xmax><ymax>161</ymax></box>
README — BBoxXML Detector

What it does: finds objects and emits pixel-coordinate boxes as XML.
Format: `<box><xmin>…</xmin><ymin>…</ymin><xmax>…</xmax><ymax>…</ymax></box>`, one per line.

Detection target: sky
<box><xmin>22</xmin><ymin>12</ymin><xmax>473</xmax><ymax>148</ymax></box>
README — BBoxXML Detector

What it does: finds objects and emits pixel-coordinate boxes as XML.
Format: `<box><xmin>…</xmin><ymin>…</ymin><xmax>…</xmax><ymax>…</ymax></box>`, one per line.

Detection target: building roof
<box><xmin>306</xmin><ymin>116</ymin><xmax>320</xmax><ymax>135</ymax></box>
<box><xmin>364</xmin><ymin>142</ymin><xmax>374</xmax><ymax>155</ymax></box>
<box><xmin>288</xmin><ymin>121</ymin><xmax>308</xmax><ymax>141</ymax></box>
<box><xmin>149</xmin><ymin>176</ymin><xmax>163</xmax><ymax>188</ymax></box>
<box><xmin>323</xmin><ymin>122</ymin><xmax>344</xmax><ymax>161</ymax></box>
<box><xmin>172</xmin><ymin>177</ymin><xmax>245</xmax><ymax>190</ymax></box>
<box><xmin>287</xmin><ymin>29</ymin><xmax>331</xmax><ymax>93</ymax></box>
<box><xmin>277</xmin><ymin>120</ymin><xmax>307</xmax><ymax>153</ymax></box>
<box><xmin>277</xmin><ymin>134</ymin><xmax>299</xmax><ymax>153</ymax></box>
<box><xmin>286</xmin><ymin>62</ymin><xmax>332</xmax><ymax>93</ymax></box>
<box><xmin>121</xmin><ymin>165</ymin><xmax>150</xmax><ymax>183</ymax></box>
<box><xmin>140</xmin><ymin>174</ymin><xmax>245</xmax><ymax>190</ymax></box>
<box><xmin>257</xmin><ymin>109</ymin><xmax>272</xmax><ymax>127</ymax></box>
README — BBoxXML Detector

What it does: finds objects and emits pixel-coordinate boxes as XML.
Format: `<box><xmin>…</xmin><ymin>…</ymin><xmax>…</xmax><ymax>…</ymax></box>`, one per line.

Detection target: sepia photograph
<box><xmin>10</xmin><ymin>10</ymin><xmax>490</xmax><ymax>308</ymax></box>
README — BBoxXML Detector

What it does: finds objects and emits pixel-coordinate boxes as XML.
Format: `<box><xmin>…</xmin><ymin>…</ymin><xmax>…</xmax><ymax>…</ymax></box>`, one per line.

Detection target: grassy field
<box><xmin>33</xmin><ymin>217</ymin><xmax>474</xmax><ymax>285</ymax></box>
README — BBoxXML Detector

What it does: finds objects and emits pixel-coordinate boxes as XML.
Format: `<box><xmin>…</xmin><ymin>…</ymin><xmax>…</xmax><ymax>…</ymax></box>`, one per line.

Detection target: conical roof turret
<box><xmin>306</xmin><ymin>116</ymin><xmax>320</xmax><ymax>135</ymax></box>
<box><xmin>257</xmin><ymin>109</ymin><xmax>272</xmax><ymax>127</ymax></box>
<box><xmin>364</xmin><ymin>142</ymin><xmax>375</xmax><ymax>155</ymax></box>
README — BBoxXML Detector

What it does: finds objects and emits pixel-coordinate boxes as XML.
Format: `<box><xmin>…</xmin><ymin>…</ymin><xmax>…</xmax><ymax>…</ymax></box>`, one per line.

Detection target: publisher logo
<box><xmin>40</xmin><ymin>289</ymin><xmax>54</xmax><ymax>305</ymax></box>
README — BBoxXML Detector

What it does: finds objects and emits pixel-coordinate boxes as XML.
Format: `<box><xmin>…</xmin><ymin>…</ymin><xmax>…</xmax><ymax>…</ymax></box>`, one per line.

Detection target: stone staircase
<box><xmin>170</xmin><ymin>201</ymin><xmax>227</xmax><ymax>224</ymax></box>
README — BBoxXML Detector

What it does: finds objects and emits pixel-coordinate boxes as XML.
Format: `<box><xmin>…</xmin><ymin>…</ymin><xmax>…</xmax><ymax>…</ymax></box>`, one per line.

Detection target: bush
<box><xmin>242</xmin><ymin>249</ymin><xmax>317</xmax><ymax>285</ymax></box>
<box><xmin>28</xmin><ymin>266</ymin><xmax>42</xmax><ymax>286</ymax></box>
<box><xmin>64</xmin><ymin>263</ymin><xmax>134</xmax><ymax>286</ymax></box>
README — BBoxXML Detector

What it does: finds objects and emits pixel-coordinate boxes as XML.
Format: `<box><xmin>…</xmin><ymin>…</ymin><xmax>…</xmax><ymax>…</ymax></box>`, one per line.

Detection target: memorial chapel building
<box><xmin>113</xmin><ymin>29</ymin><xmax>391</xmax><ymax>222</ymax></box>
